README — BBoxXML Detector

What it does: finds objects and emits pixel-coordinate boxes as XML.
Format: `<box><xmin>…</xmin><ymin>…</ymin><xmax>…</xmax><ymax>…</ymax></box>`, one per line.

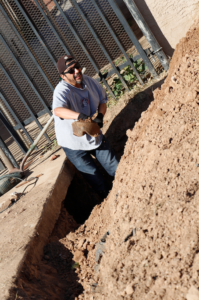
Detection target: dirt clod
<box><xmin>186</xmin><ymin>286</ymin><xmax>199</xmax><ymax>300</ymax></box>
<box><xmin>72</xmin><ymin>118</ymin><xmax>101</xmax><ymax>137</ymax></box>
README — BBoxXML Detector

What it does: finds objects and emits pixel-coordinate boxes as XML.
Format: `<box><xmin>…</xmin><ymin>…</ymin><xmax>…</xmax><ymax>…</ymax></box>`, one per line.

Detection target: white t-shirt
<box><xmin>52</xmin><ymin>75</ymin><xmax>108</xmax><ymax>150</ymax></box>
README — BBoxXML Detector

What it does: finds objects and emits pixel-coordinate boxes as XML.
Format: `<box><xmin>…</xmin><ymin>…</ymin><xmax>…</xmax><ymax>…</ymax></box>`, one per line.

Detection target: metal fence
<box><xmin>0</xmin><ymin>0</ymin><xmax>169</xmax><ymax>164</ymax></box>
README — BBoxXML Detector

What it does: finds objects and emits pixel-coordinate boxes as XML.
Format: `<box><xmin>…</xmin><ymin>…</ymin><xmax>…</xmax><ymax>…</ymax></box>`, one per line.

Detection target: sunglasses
<box><xmin>63</xmin><ymin>62</ymin><xmax>81</xmax><ymax>75</ymax></box>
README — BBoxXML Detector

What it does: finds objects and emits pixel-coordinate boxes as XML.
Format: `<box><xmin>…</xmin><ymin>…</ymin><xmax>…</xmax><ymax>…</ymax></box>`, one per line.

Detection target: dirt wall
<box><xmin>59</xmin><ymin>19</ymin><xmax>199</xmax><ymax>300</ymax></box>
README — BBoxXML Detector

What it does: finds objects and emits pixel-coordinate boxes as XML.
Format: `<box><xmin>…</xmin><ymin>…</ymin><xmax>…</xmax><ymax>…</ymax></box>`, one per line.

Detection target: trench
<box><xmin>11</xmin><ymin>87</ymin><xmax>157</xmax><ymax>299</ymax></box>
<box><xmin>12</xmin><ymin>168</ymin><xmax>113</xmax><ymax>300</ymax></box>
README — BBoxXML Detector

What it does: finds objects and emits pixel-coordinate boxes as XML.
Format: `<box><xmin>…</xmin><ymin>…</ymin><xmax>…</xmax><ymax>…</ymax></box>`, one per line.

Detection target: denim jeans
<box><xmin>62</xmin><ymin>136</ymin><xmax>118</xmax><ymax>197</ymax></box>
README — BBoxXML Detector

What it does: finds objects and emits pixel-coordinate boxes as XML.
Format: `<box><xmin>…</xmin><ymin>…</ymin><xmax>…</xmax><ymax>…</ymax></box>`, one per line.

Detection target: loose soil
<box><xmin>13</xmin><ymin>20</ymin><xmax>199</xmax><ymax>300</ymax></box>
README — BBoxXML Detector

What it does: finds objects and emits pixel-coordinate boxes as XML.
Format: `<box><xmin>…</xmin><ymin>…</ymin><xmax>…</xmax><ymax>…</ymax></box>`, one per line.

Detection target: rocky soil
<box><xmin>15</xmin><ymin>20</ymin><xmax>199</xmax><ymax>300</ymax></box>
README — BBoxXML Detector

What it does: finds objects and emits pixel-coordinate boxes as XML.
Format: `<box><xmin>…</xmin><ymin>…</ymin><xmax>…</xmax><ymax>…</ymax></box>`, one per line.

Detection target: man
<box><xmin>53</xmin><ymin>55</ymin><xmax>118</xmax><ymax>198</ymax></box>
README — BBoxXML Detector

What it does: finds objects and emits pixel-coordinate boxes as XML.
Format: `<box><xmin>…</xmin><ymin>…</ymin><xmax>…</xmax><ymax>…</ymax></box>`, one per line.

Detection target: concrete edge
<box><xmin>8</xmin><ymin>159</ymin><xmax>75</xmax><ymax>297</ymax></box>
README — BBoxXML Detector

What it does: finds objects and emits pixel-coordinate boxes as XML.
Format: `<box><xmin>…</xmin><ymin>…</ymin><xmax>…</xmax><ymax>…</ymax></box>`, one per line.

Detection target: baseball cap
<box><xmin>57</xmin><ymin>55</ymin><xmax>76</xmax><ymax>74</ymax></box>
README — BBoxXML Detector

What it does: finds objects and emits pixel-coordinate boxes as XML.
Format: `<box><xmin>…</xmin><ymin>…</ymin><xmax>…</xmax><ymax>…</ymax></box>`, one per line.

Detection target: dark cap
<box><xmin>57</xmin><ymin>55</ymin><xmax>76</xmax><ymax>74</ymax></box>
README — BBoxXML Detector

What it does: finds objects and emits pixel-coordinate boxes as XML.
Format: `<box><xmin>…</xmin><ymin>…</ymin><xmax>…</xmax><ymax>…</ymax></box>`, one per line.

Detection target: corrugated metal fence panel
<box><xmin>76</xmin><ymin>0</ymin><xmax>134</xmax><ymax>62</ymax></box>
<box><xmin>0</xmin><ymin>0</ymin><xmax>164</xmax><ymax>128</ymax></box>
<box><xmin>0</xmin><ymin>7</ymin><xmax>52</xmax><ymax>122</ymax></box>
<box><xmin>0</xmin><ymin>0</ymin><xmax>137</xmax><ymax>125</ymax></box>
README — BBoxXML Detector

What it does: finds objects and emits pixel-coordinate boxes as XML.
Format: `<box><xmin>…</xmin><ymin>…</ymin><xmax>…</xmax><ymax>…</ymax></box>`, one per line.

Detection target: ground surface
<box><xmin>0</xmin><ymin>149</ymin><xmax>76</xmax><ymax>300</ymax></box>
<box><xmin>11</xmin><ymin>20</ymin><xmax>199</xmax><ymax>300</ymax></box>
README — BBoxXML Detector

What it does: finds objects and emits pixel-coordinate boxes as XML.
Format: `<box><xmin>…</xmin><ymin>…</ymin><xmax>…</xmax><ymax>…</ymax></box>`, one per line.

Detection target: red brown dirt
<box><xmin>13</xmin><ymin>20</ymin><xmax>199</xmax><ymax>300</ymax></box>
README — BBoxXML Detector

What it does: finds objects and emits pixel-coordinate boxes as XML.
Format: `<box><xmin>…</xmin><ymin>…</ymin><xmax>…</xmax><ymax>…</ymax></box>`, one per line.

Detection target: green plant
<box><xmin>52</xmin><ymin>139</ymin><xmax>57</xmax><ymax>149</ymax></box>
<box><xmin>106</xmin><ymin>97</ymin><xmax>117</xmax><ymax>108</ymax></box>
<box><xmin>102</xmin><ymin>68</ymin><xmax>108</xmax><ymax>74</ymax></box>
<box><xmin>123</xmin><ymin>60</ymin><xmax>147</xmax><ymax>83</ymax></box>
<box><xmin>72</xmin><ymin>262</ymin><xmax>80</xmax><ymax>269</ymax></box>
<box><xmin>123</xmin><ymin>65</ymin><xmax>136</xmax><ymax>83</ymax></box>
<box><xmin>109</xmin><ymin>59</ymin><xmax>148</xmax><ymax>99</ymax></box>
<box><xmin>115</xmin><ymin>56</ymin><xmax>126</xmax><ymax>66</ymax></box>
<box><xmin>42</xmin><ymin>146</ymin><xmax>48</xmax><ymax>154</ymax></box>
<box><xmin>112</xmin><ymin>77</ymin><xmax>124</xmax><ymax>97</ymax></box>
<box><xmin>41</xmin><ymin>139</ymin><xmax>58</xmax><ymax>154</ymax></box>
<box><xmin>115</xmin><ymin>58</ymin><xmax>120</xmax><ymax>66</ymax></box>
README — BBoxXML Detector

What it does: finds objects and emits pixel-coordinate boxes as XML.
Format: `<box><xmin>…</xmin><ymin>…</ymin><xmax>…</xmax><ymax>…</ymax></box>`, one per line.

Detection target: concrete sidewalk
<box><xmin>0</xmin><ymin>148</ymin><xmax>75</xmax><ymax>300</ymax></box>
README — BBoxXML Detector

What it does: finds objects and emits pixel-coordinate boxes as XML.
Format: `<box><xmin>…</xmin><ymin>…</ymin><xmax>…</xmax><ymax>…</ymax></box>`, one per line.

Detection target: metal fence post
<box><xmin>108</xmin><ymin>0</ymin><xmax>157</xmax><ymax>78</ymax></box>
<box><xmin>123</xmin><ymin>0</ymin><xmax>169</xmax><ymax>71</ymax></box>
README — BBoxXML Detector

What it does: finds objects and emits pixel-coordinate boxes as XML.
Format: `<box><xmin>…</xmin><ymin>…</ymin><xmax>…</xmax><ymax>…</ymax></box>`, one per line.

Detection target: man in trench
<box><xmin>53</xmin><ymin>55</ymin><xmax>118</xmax><ymax>198</ymax></box>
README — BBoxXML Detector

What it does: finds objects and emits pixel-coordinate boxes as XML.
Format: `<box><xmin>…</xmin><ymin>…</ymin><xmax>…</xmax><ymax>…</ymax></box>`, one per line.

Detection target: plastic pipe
<box><xmin>0</xmin><ymin>147</ymin><xmax>13</xmax><ymax>171</ymax></box>
<box><xmin>0</xmin><ymin>101</ymin><xmax>29</xmax><ymax>149</ymax></box>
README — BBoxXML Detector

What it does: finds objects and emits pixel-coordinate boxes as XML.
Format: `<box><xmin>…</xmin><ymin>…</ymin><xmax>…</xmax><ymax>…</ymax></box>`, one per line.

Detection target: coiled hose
<box><xmin>0</xmin><ymin>172</ymin><xmax>23</xmax><ymax>196</ymax></box>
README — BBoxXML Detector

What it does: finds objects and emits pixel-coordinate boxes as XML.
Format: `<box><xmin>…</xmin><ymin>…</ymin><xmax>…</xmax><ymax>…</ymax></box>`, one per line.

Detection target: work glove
<box><xmin>78</xmin><ymin>113</ymin><xmax>89</xmax><ymax>120</ymax></box>
<box><xmin>94</xmin><ymin>113</ymin><xmax>103</xmax><ymax>128</ymax></box>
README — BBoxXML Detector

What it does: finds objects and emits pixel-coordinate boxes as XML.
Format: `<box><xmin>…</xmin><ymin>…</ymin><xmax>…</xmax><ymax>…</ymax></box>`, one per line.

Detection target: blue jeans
<box><xmin>62</xmin><ymin>136</ymin><xmax>118</xmax><ymax>197</ymax></box>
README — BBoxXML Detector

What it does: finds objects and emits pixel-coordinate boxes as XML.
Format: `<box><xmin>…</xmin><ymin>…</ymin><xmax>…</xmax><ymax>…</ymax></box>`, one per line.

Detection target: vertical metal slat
<box><xmin>33</xmin><ymin>0</ymin><xmax>71</xmax><ymax>56</ymax></box>
<box><xmin>123</xmin><ymin>0</ymin><xmax>169</xmax><ymax>71</ymax></box>
<box><xmin>0</xmin><ymin>136</ymin><xmax>19</xmax><ymax>169</ymax></box>
<box><xmin>0</xmin><ymin>34</ymin><xmax>52</xmax><ymax>117</ymax></box>
<box><xmin>14</xmin><ymin>0</ymin><xmax>57</xmax><ymax>69</ymax></box>
<box><xmin>0</xmin><ymin>92</ymin><xmax>34</xmax><ymax>146</ymax></box>
<box><xmin>0</xmin><ymin>4</ymin><xmax>54</xmax><ymax>92</ymax></box>
<box><xmin>71</xmin><ymin>0</ymin><xmax>129</xmax><ymax>91</ymax></box>
<box><xmin>108</xmin><ymin>0</ymin><xmax>157</xmax><ymax>78</ymax></box>
<box><xmin>0</xmin><ymin>110</ymin><xmax>27</xmax><ymax>154</ymax></box>
<box><xmin>53</xmin><ymin>0</ymin><xmax>115</xmax><ymax>98</ymax></box>
<box><xmin>0</xmin><ymin>63</ymin><xmax>51</xmax><ymax>143</ymax></box>
<box><xmin>90</xmin><ymin>0</ymin><xmax>143</xmax><ymax>85</ymax></box>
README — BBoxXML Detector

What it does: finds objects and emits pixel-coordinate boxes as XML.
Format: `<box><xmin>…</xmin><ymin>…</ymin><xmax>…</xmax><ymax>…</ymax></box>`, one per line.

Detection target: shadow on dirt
<box><xmin>10</xmin><ymin>241</ymin><xmax>83</xmax><ymax>300</ymax></box>
<box><xmin>64</xmin><ymin>78</ymin><xmax>165</xmax><ymax>225</ymax></box>
<box><xmin>64</xmin><ymin>170</ymin><xmax>102</xmax><ymax>224</ymax></box>
<box><xmin>105</xmin><ymin>79</ymin><xmax>165</xmax><ymax>160</ymax></box>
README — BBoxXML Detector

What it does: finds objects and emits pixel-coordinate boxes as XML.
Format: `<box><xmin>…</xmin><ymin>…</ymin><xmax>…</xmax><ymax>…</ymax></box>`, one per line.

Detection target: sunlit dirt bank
<box><xmin>70</xmin><ymin>20</ymin><xmax>199</xmax><ymax>300</ymax></box>
<box><xmin>14</xmin><ymin>20</ymin><xmax>199</xmax><ymax>300</ymax></box>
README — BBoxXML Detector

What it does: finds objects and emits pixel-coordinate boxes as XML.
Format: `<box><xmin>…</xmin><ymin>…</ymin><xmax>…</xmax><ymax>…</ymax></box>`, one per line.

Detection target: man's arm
<box><xmin>93</xmin><ymin>103</ymin><xmax>107</xmax><ymax>128</ymax></box>
<box><xmin>98</xmin><ymin>103</ymin><xmax>107</xmax><ymax>116</ymax></box>
<box><xmin>54</xmin><ymin>107</ymin><xmax>79</xmax><ymax>120</ymax></box>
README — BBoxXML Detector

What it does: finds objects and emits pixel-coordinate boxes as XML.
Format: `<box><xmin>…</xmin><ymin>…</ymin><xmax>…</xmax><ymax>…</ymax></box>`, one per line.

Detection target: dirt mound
<box><xmin>62</xmin><ymin>20</ymin><xmax>199</xmax><ymax>299</ymax></box>
<box><xmin>13</xmin><ymin>20</ymin><xmax>199</xmax><ymax>300</ymax></box>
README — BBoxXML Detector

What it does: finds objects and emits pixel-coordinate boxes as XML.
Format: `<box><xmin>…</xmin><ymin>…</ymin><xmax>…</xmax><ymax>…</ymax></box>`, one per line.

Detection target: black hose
<box><xmin>0</xmin><ymin>177</ymin><xmax>39</xmax><ymax>214</ymax></box>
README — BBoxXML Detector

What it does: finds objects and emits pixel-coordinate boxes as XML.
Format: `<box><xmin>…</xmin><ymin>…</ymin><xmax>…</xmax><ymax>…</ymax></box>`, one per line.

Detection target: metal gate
<box><xmin>0</xmin><ymin>0</ymin><xmax>169</xmax><ymax>160</ymax></box>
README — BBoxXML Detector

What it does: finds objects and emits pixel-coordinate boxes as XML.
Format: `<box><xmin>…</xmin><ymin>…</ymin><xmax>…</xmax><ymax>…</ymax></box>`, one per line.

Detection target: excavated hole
<box><xmin>13</xmin><ymin>167</ymin><xmax>114</xmax><ymax>300</ymax></box>
<box><xmin>12</xmin><ymin>85</ymin><xmax>158</xmax><ymax>299</ymax></box>
<box><xmin>64</xmin><ymin>164</ymin><xmax>113</xmax><ymax>224</ymax></box>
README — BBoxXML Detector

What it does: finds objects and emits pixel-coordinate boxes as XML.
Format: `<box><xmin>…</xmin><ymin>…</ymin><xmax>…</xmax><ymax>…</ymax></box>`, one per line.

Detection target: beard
<box><xmin>74</xmin><ymin>72</ymin><xmax>82</xmax><ymax>84</ymax></box>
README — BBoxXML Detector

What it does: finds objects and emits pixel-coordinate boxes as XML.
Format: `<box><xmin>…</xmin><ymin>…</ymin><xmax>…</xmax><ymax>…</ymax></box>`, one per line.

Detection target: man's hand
<box><xmin>94</xmin><ymin>113</ymin><xmax>103</xmax><ymax>128</ymax></box>
<box><xmin>78</xmin><ymin>113</ymin><xmax>89</xmax><ymax>120</ymax></box>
